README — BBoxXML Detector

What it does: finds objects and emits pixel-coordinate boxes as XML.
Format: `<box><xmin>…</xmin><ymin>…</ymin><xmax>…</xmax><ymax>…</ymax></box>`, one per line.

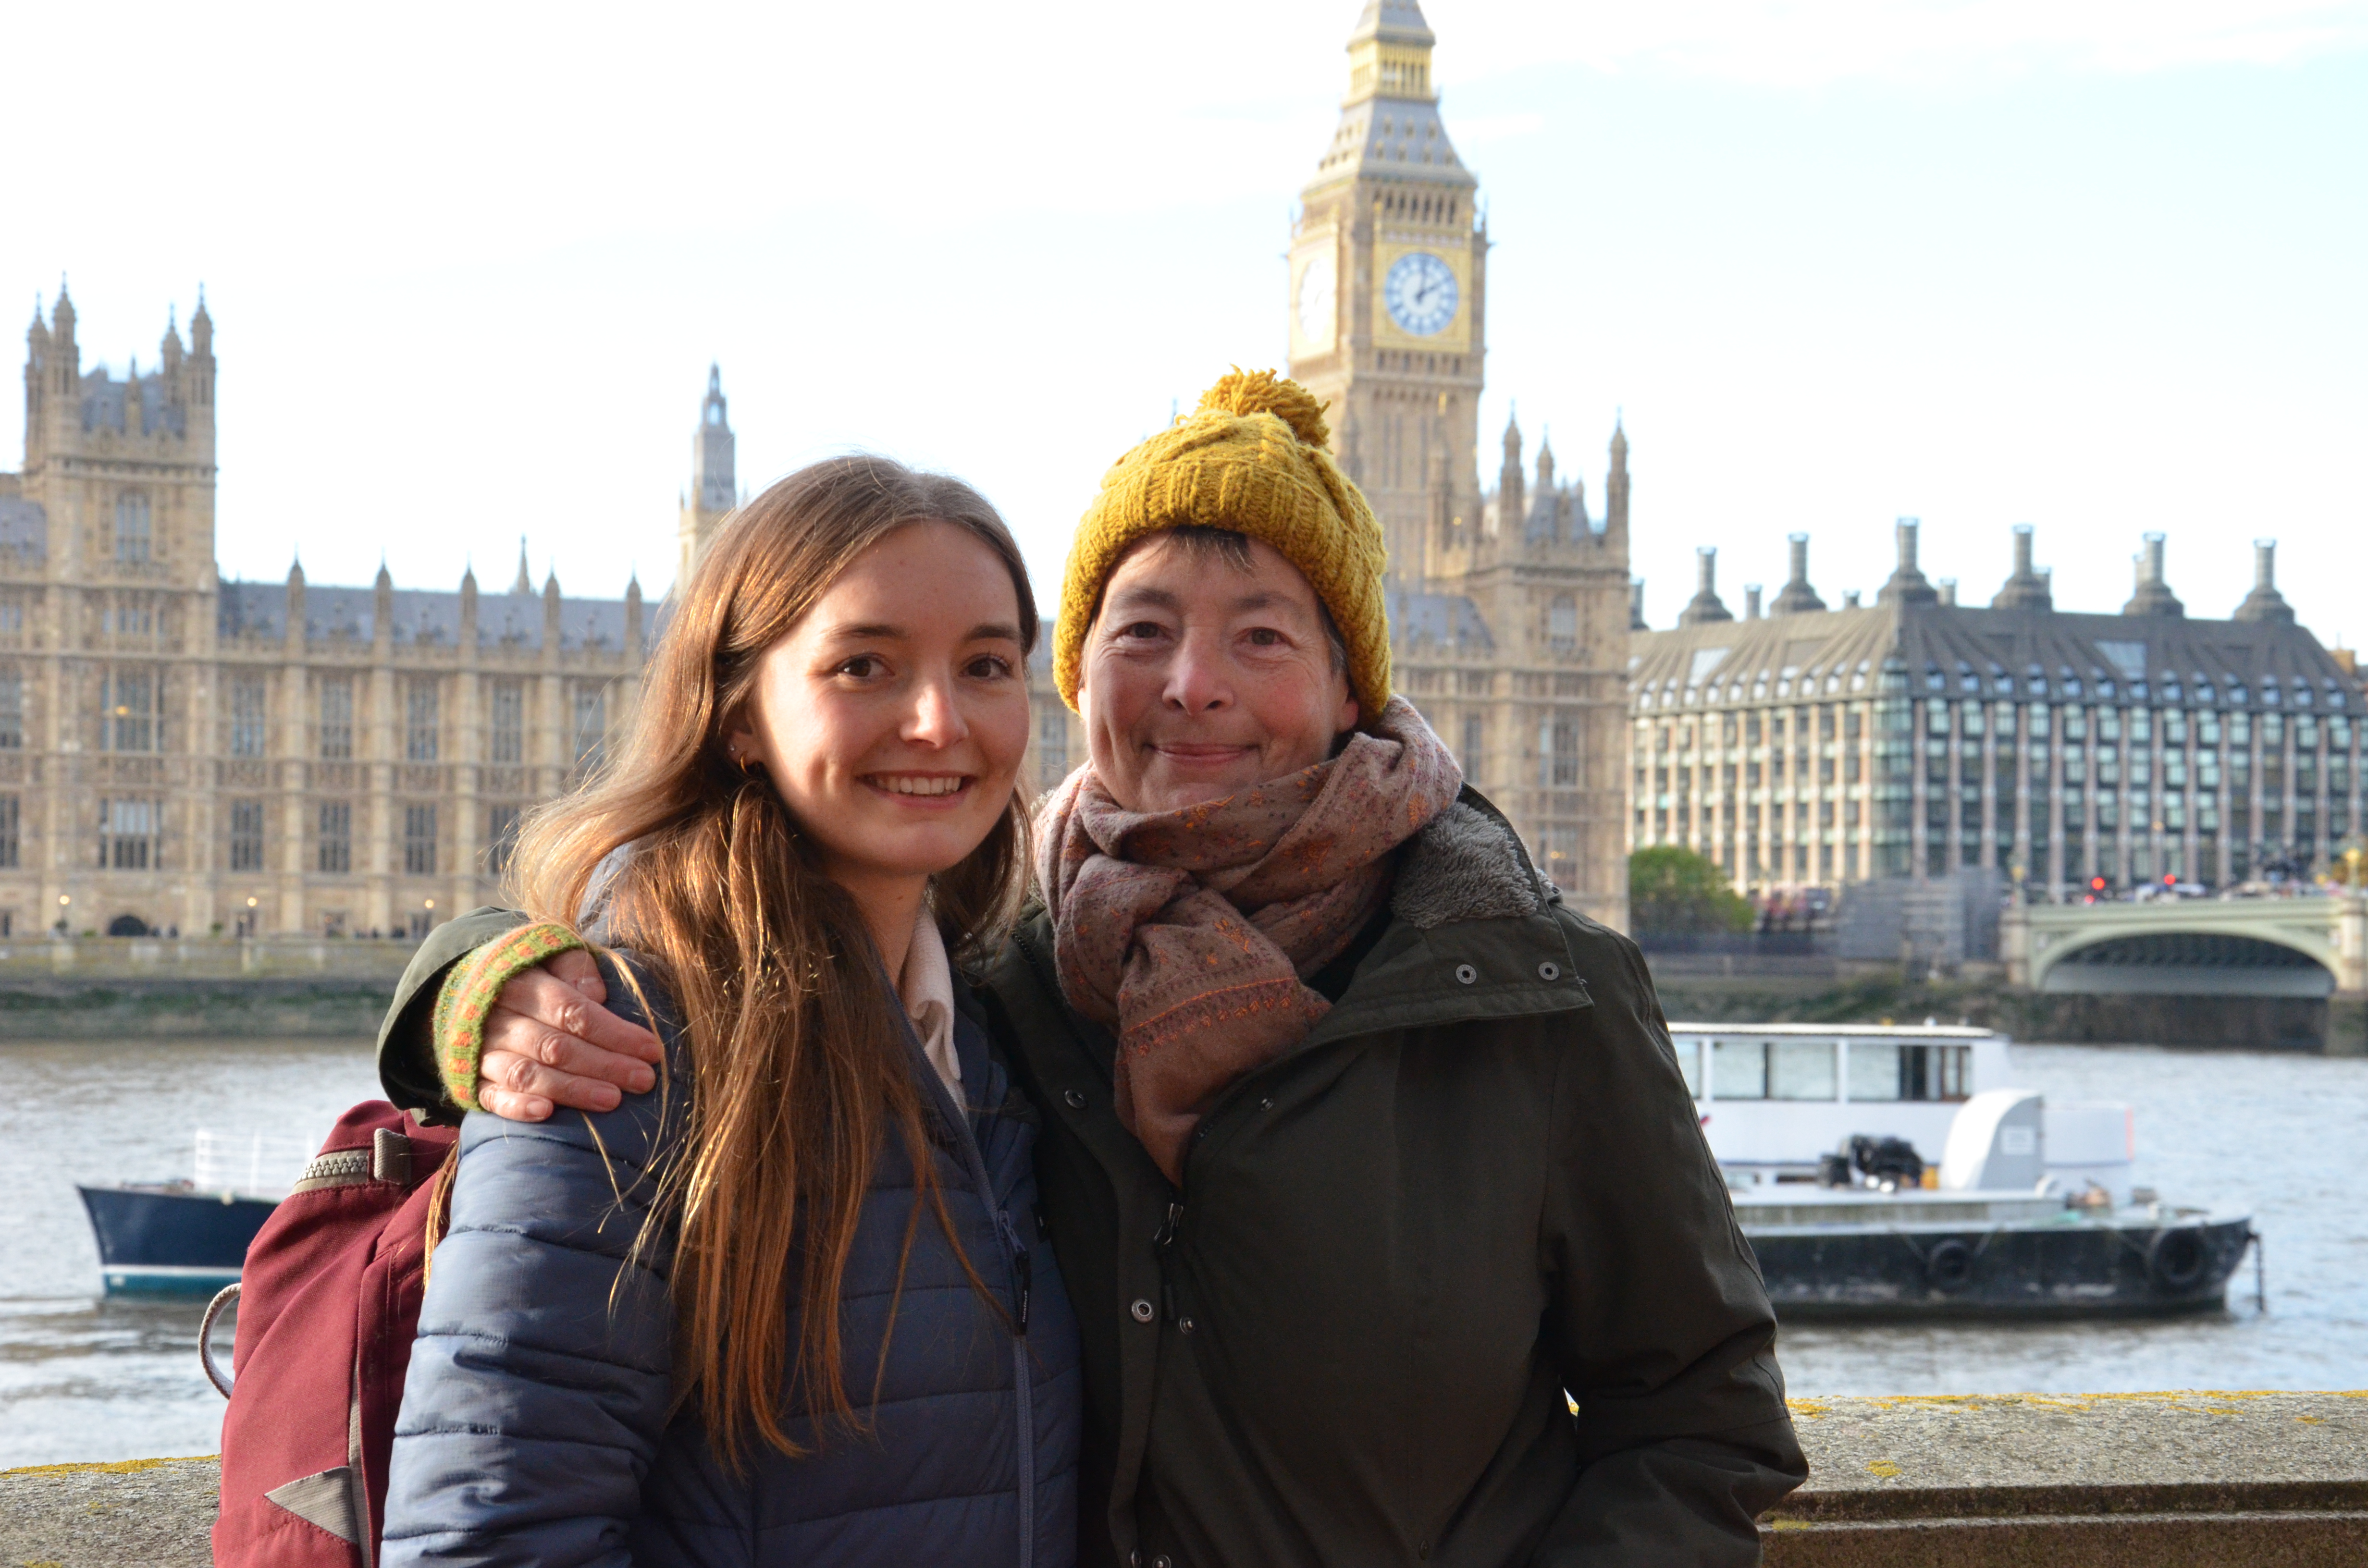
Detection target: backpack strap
<box><xmin>200</xmin><ymin>1283</ymin><xmax>238</xmax><ymax>1397</ymax></box>
<box><xmin>291</xmin><ymin>1127</ymin><xmax>434</xmax><ymax>1194</ymax></box>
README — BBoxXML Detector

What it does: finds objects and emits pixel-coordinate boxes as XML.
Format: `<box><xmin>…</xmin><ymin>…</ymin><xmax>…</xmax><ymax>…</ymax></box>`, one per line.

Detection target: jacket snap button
<box><xmin>1153</xmin><ymin>1557</ymin><xmax>1173</xmax><ymax>1568</ymax></box>
<box><xmin>1178</xmin><ymin>1316</ymin><xmax>1196</xmax><ymax>1334</ymax></box>
<box><xmin>1130</xmin><ymin>1298</ymin><xmax>1155</xmax><ymax>1323</ymax></box>
<box><xmin>1129</xmin><ymin>1554</ymin><xmax>1141</xmax><ymax>1568</ymax></box>
<box><xmin>1454</xmin><ymin>963</ymin><xmax>1478</xmax><ymax>985</ymax></box>
<box><xmin>1062</xmin><ymin>1088</ymin><xmax>1086</xmax><ymax>1109</ymax></box>
<box><xmin>1538</xmin><ymin>962</ymin><xmax>1560</xmax><ymax>980</ymax></box>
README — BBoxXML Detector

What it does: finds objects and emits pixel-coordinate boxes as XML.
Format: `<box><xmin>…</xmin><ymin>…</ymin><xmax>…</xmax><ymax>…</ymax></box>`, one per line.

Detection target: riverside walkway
<box><xmin>4</xmin><ymin>1391</ymin><xmax>2360</xmax><ymax>1566</ymax></box>
<box><xmin>0</xmin><ymin>934</ymin><xmax>419</xmax><ymax>1039</ymax></box>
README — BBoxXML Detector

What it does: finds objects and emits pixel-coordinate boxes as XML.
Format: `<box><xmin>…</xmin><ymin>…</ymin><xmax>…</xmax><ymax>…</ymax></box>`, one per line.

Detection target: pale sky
<box><xmin>9</xmin><ymin>2</ymin><xmax>2365</xmax><ymax>649</ymax></box>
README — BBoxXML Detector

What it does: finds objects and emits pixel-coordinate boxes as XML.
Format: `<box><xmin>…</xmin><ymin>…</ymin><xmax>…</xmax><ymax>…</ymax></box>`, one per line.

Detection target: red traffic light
<box><xmin>2090</xmin><ymin>876</ymin><xmax>2107</xmax><ymax>891</ymax></box>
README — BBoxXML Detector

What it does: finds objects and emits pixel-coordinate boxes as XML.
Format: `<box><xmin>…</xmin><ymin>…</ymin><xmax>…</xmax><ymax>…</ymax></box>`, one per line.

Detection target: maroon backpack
<box><xmin>205</xmin><ymin>1101</ymin><xmax>458</xmax><ymax>1568</ymax></box>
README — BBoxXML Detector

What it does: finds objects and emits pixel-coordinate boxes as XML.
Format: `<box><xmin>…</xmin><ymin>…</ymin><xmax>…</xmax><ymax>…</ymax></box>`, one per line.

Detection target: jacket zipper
<box><xmin>997</xmin><ymin>1208</ymin><xmax>1036</xmax><ymax>1568</ymax></box>
<box><xmin>912</xmin><ymin>1026</ymin><xmax>1037</xmax><ymax>1568</ymax></box>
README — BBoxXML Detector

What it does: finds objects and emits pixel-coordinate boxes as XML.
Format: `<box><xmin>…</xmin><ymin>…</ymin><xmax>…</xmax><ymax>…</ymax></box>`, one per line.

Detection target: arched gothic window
<box><xmin>115</xmin><ymin>492</ymin><xmax>152</xmax><ymax>564</ymax></box>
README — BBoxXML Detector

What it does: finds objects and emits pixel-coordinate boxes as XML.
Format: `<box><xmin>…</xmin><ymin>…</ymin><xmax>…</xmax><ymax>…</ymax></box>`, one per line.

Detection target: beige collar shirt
<box><xmin>899</xmin><ymin>907</ymin><xmax>960</xmax><ymax>1098</ymax></box>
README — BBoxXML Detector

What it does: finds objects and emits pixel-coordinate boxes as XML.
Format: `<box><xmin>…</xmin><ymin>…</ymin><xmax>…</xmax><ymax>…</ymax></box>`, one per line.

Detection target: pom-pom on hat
<box><xmin>1054</xmin><ymin>368</ymin><xmax>1392</xmax><ymax>720</ymax></box>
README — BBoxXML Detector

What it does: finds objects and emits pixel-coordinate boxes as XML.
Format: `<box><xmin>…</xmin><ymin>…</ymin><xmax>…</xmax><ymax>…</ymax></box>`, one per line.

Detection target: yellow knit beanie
<box><xmin>1054</xmin><ymin>368</ymin><xmax>1392</xmax><ymax>719</ymax></box>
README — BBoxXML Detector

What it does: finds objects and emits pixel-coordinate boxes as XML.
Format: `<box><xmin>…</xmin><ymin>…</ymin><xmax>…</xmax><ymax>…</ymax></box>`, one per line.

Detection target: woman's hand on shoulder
<box><xmin>478</xmin><ymin>950</ymin><xmax>665</xmax><ymax>1121</ymax></box>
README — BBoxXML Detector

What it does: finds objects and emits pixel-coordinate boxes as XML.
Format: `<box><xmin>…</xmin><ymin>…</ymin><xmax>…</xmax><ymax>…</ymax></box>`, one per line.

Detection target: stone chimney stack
<box><xmin>1745</xmin><ymin>585</ymin><xmax>1762</xmax><ymax>620</ymax></box>
<box><xmin>1993</xmin><ymin>523</ymin><xmax>2053</xmax><ymax>610</ymax></box>
<box><xmin>1678</xmin><ymin>547</ymin><xmax>1734</xmax><ymax>626</ymax></box>
<box><xmin>2121</xmin><ymin>531</ymin><xmax>2185</xmax><ymax>617</ymax></box>
<box><xmin>1628</xmin><ymin>578</ymin><xmax>1648</xmax><ymax>631</ymax></box>
<box><xmin>1877</xmin><ymin>517</ymin><xmax>1939</xmax><ymax>606</ymax></box>
<box><xmin>2233</xmin><ymin>537</ymin><xmax>2296</xmax><ymax>624</ymax></box>
<box><xmin>1771</xmin><ymin>530</ymin><xmax>1827</xmax><ymax>615</ymax></box>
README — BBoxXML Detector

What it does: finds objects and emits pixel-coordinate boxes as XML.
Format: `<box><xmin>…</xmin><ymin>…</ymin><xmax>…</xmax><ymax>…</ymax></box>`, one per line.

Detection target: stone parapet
<box><xmin>1767</xmin><ymin>1390</ymin><xmax>2368</xmax><ymax>1565</ymax></box>
<box><xmin>0</xmin><ymin>1456</ymin><xmax>216</xmax><ymax>1567</ymax></box>
<box><xmin>4</xmin><ymin>1392</ymin><xmax>2362</xmax><ymax>1564</ymax></box>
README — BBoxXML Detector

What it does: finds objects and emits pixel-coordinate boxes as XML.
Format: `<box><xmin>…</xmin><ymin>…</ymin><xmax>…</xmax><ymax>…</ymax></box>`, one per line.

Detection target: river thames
<box><xmin>0</xmin><ymin>1037</ymin><xmax>2360</xmax><ymax>1465</ymax></box>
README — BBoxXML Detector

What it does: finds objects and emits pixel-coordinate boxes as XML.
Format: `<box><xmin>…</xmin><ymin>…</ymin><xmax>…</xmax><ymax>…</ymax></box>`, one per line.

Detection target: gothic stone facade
<box><xmin>0</xmin><ymin>287</ymin><xmax>654</xmax><ymax>939</ymax></box>
<box><xmin>1628</xmin><ymin>521</ymin><xmax>2364</xmax><ymax>899</ymax></box>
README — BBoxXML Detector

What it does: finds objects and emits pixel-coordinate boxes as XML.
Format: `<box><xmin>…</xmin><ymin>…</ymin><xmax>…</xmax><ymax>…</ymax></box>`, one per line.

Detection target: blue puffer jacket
<box><xmin>382</xmin><ymin>956</ymin><xmax>1082</xmax><ymax>1568</ymax></box>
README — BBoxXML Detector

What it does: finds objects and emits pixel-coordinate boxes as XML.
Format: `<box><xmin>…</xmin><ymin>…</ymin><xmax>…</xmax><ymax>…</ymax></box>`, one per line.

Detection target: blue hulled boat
<box><xmin>76</xmin><ymin>1130</ymin><xmax>309</xmax><ymax>1294</ymax></box>
<box><xmin>75</xmin><ymin>1181</ymin><xmax>278</xmax><ymax>1294</ymax></box>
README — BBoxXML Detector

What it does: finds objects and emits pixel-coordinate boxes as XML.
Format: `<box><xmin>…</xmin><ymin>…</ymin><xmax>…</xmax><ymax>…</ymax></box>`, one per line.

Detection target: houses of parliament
<box><xmin>1</xmin><ymin>289</ymin><xmax>655</xmax><ymax>941</ymax></box>
<box><xmin>0</xmin><ymin>0</ymin><xmax>1636</xmax><ymax>942</ymax></box>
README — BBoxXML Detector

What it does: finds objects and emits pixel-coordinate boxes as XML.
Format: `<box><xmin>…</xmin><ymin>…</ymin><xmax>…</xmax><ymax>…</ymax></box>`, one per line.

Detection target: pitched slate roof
<box><xmin>1630</xmin><ymin>600</ymin><xmax>2355</xmax><ymax>713</ymax></box>
<box><xmin>216</xmin><ymin>578</ymin><xmax>651</xmax><ymax>653</ymax></box>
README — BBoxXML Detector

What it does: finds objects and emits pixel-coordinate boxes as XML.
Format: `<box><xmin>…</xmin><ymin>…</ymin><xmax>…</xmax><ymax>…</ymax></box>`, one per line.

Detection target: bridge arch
<box><xmin>2037</xmin><ymin>928</ymin><xmax>2335</xmax><ymax>997</ymax></box>
<box><xmin>2019</xmin><ymin>897</ymin><xmax>2366</xmax><ymax>996</ymax></box>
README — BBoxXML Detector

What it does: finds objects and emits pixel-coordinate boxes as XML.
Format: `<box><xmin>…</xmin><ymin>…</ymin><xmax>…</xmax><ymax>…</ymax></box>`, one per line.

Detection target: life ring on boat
<box><xmin>1924</xmin><ymin>1239</ymin><xmax>1976</xmax><ymax>1293</ymax></box>
<box><xmin>2146</xmin><ymin>1226</ymin><xmax>2209</xmax><ymax>1290</ymax></box>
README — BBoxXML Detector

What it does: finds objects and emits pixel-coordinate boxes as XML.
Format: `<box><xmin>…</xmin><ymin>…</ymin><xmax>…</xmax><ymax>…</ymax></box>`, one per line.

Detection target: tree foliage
<box><xmin>1628</xmin><ymin>846</ymin><xmax>1754</xmax><ymax>936</ymax></box>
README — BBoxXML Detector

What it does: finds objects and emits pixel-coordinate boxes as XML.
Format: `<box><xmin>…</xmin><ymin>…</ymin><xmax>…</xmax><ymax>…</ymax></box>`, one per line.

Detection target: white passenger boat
<box><xmin>1669</xmin><ymin>1024</ymin><xmax>2255</xmax><ymax>1317</ymax></box>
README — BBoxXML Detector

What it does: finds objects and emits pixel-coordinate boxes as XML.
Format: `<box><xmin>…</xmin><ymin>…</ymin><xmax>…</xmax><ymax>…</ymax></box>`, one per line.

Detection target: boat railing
<box><xmin>192</xmin><ymin>1129</ymin><xmax>315</xmax><ymax>1200</ymax></box>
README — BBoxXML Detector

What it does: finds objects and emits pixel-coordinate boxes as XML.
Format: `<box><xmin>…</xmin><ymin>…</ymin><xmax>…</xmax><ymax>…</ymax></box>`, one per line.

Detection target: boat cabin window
<box><xmin>1702</xmin><ymin>1038</ymin><xmax>1841</xmax><ymax>1101</ymax></box>
<box><xmin>1673</xmin><ymin>1037</ymin><xmax>1703</xmax><ymax>1097</ymax></box>
<box><xmin>1713</xmin><ymin>1039</ymin><xmax>1766</xmax><ymax>1099</ymax></box>
<box><xmin>1771</xmin><ymin>1041</ymin><xmax>1837</xmax><ymax>1100</ymax></box>
<box><xmin>1845</xmin><ymin>1041</ymin><xmax>1972</xmax><ymax>1102</ymax></box>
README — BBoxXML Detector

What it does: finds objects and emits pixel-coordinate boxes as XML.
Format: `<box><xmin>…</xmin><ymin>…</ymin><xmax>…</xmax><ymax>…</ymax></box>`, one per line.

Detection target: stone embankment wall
<box><xmin>1765</xmin><ymin>1389</ymin><xmax>2367</xmax><ymax>1565</ymax></box>
<box><xmin>0</xmin><ymin>936</ymin><xmax>414</xmax><ymax>1040</ymax></box>
<box><xmin>5</xmin><ymin>1391</ymin><xmax>2360</xmax><ymax>1565</ymax></box>
<box><xmin>1650</xmin><ymin>964</ymin><xmax>2367</xmax><ymax>1055</ymax></box>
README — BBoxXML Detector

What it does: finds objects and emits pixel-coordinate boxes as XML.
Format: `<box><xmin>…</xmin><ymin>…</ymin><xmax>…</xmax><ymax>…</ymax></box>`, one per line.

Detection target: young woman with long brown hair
<box><xmin>382</xmin><ymin>456</ymin><xmax>1081</xmax><ymax>1568</ymax></box>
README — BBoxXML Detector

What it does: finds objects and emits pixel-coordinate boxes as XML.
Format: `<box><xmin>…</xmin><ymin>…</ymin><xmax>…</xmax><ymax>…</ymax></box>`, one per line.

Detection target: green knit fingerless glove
<box><xmin>430</xmin><ymin>921</ymin><xmax>590</xmax><ymax>1112</ymax></box>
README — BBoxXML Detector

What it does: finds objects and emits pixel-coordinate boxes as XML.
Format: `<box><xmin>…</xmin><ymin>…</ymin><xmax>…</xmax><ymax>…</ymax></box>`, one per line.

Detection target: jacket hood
<box><xmin>1390</xmin><ymin>795</ymin><xmax>1561</xmax><ymax>931</ymax></box>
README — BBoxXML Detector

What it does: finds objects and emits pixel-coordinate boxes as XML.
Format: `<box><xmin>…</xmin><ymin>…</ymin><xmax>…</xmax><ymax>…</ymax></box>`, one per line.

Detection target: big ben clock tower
<box><xmin>1288</xmin><ymin>0</ymin><xmax>1484</xmax><ymax>581</ymax></box>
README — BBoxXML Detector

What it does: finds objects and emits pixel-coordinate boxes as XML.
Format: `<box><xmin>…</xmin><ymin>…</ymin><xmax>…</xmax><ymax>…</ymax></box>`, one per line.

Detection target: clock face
<box><xmin>1295</xmin><ymin>254</ymin><xmax>1336</xmax><ymax>347</ymax></box>
<box><xmin>1384</xmin><ymin>250</ymin><xmax>1458</xmax><ymax>337</ymax></box>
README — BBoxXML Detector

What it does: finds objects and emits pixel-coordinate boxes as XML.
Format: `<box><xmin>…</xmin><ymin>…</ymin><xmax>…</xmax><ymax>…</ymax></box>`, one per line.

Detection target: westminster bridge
<box><xmin>2003</xmin><ymin>894</ymin><xmax>2368</xmax><ymax>999</ymax></box>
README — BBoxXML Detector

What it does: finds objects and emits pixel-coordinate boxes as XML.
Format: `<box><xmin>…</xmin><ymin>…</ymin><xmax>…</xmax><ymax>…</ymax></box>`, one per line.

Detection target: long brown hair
<box><xmin>506</xmin><ymin>454</ymin><xmax>1037</xmax><ymax>1465</ymax></box>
